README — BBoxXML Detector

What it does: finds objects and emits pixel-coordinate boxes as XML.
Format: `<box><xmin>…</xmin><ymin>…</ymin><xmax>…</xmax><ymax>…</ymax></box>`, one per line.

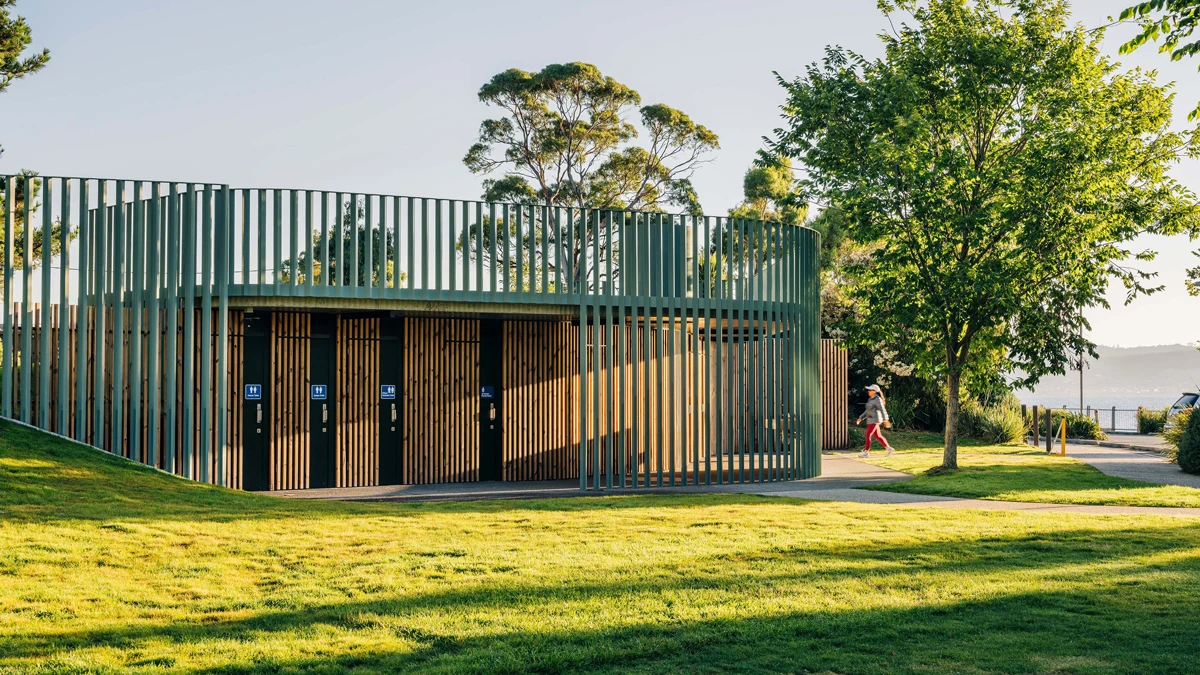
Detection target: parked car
<box><xmin>1165</xmin><ymin>392</ymin><xmax>1199</xmax><ymax>429</ymax></box>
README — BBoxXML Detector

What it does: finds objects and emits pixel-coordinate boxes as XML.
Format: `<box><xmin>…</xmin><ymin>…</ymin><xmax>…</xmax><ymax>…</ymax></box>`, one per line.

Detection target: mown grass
<box><xmin>3</xmin><ymin>421</ymin><xmax>1200</xmax><ymax>674</ymax></box>
<box><xmin>863</xmin><ymin>430</ymin><xmax>1200</xmax><ymax>508</ymax></box>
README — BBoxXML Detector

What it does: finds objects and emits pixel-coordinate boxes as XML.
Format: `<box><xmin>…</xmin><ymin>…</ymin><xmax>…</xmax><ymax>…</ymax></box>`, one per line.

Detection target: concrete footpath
<box><xmin>727</xmin><ymin>455</ymin><xmax>1200</xmax><ymax>517</ymax></box>
<box><xmin>1060</xmin><ymin>432</ymin><xmax>1170</xmax><ymax>453</ymax></box>
<box><xmin>1063</xmin><ymin>442</ymin><xmax>1200</xmax><ymax>489</ymax></box>
<box><xmin>271</xmin><ymin>454</ymin><xmax>1200</xmax><ymax>516</ymax></box>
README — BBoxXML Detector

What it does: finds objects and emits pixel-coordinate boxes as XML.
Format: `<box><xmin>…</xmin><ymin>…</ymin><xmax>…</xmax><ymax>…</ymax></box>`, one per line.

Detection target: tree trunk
<box><xmin>943</xmin><ymin>370</ymin><xmax>961</xmax><ymax>470</ymax></box>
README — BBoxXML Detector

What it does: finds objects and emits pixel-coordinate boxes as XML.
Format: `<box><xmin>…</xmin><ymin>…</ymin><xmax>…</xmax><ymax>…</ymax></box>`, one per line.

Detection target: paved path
<box><xmin>725</xmin><ymin>455</ymin><xmax>1200</xmax><ymax>516</ymax></box>
<box><xmin>269</xmin><ymin>455</ymin><xmax>1200</xmax><ymax>515</ymax></box>
<box><xmin>1064</xmin><ymin>443</ymin><xmax>1200</xmax><ymax>489</ymax></box>
<box><xmin>1058</xmin><ymin>432</ymin><xmax>1170</xmax><ymax>453</ymax></box>
<box><xmin>266</xmin><ymin>455</ymin><xmax>913</xmax><ymax>502</ymax></box>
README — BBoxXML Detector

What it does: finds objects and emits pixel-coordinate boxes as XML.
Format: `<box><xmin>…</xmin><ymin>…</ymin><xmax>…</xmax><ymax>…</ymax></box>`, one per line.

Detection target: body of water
<box><xmin>1017</xmin><ymin>394</ymin><xmax>1184</xmax><ymax>411</ymax></box>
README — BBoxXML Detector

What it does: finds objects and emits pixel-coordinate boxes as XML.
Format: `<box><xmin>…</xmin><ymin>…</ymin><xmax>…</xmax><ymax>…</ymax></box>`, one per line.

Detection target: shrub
<box><xmin>1138</xmin><ymin>407</ymin><xmax>1169</xmax><ymax>434</ymax></box>
<box><xmin>1043</xmin><ymin>410</ymin><xmax>1107</xmax><ymax>441</ymax></box>
<box><xmin>885</xmin><ymin>396</ymin><xmax>917</xmax><ymax>430</ymax></box>
<box><xmin>847</xmin><ymin>423</ymin><xmax>866</xmax><ymax>449</ymax></box>
<box><xmin>960</xmin><ymin>402</ymin><xmax>1027</xmax><ymax>444</ymax></box>
<box><xmin>959</xmin><ymin>403</ymin><xmax>985</xmax><ymax>439</ymax></box>
<box><xmin>885</xmin><ymin>377</ymin><xmax>946</xmax><ymax>431</ymax></box>
<box><xmin>980</xmin><ymin>405</ymin><xmax>1027</xmax><ymax>444</ymax></box>
<box><xmin>1179</xmin><ymin>409</ymin><xmax>1200</xmax><ymax>474</ymax></box>
<box><xmin>1162</xmin><ymin>408</ymin><xmax>1189</xmax><ymax>460</ymax></box>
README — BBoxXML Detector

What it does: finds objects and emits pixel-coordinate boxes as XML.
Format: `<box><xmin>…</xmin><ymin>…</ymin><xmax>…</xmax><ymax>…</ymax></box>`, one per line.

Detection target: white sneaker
<box><xmin>859</xmin><ymin>452</ymin><xmax>870</xmax><ymax>458</ymax></box>
<box><xmin>885</xmin><ymin>448</ymin><xmax>895</xmax><ymax>457</ymax></box>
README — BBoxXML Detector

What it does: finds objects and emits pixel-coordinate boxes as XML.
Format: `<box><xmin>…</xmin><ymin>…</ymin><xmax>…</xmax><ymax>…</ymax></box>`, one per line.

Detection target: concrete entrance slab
<box><xmin>262</xmin><ymin>455</ymin><xmax>913</xmax><ymax>502</ymax></box>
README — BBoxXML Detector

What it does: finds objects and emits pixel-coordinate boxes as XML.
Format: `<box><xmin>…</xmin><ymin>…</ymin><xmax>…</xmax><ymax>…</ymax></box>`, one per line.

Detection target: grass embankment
<box><xmin>864</xmin><ymin>430</ymin><xmax>1200</xmax><ymax>508</ymax></box>
<box><xmin>3</xmin><ymin>421</ymin><xmax>1200</xmax><ymax>674</ymax></box>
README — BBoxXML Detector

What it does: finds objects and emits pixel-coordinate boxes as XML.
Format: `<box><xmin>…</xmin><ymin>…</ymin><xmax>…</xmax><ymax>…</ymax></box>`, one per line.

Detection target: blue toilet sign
<box><xmin>380</xmin><ymin>384</ymin><xmax>396</xmax><ymax>400</ymax></box>
<box><xmin>245</xmin><ymin>384</ymin><xmax>262</xmax><ymax>400</ymax></box>
<box><xmin>480</xmin><ymin>385</ymin><xmax>495</xmax><ymax>400</ymax></box>
<box><xmin>311</xmin><ymin>384</ymin><xmax>327</xmax><ymax>400</ymax></box>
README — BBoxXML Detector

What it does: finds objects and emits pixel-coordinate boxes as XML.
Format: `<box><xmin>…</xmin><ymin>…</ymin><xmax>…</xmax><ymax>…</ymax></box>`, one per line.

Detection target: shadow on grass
<box><xmin>7</xmin><ymin>520</ymin><xmax>1199</xmax><ymax>669</ymax></box>
<box><xmin>0</xmin><ymin>421</ymin><xmax>796</xmax><ymax>524</ymax></box>
<box><xmin>173</xmin><ymin>590</ymin><xmax>1194</xmax><ymax>674</ymax></box>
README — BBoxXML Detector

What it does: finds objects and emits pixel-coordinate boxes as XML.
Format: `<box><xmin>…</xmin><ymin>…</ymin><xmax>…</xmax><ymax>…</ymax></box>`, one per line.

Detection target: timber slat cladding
<box><xmin>579</xmin><ymin>319</ymin><xmax>693</xmax><ymax>486</ymax></box>
<box><xmin>5</xmin><ymin>304</ymin><xmax>245</xmax><ymax>485</ymax></box>
<box><xmin>271</xmin><ymin>312</ymin><xmax>311</xmax><ymax>491</ymax></box>
<box><xmin>403</xmin><ymin>316</ymin><xmax>479</xmax><ymax>484</ymax></box>
<box><xmin>336</xmin><ymin>316</ymin><xmax>380</xmax><ymax>488</ymax></box>
<box><xmin>820</xmin><ymin>339</ymin><xmax>849</xmax><ymax>450</ymax></box>
<box><xmin>502</xmin><ymin>319</ymin><xmax>577</xmax><ymax>481</ymax></box>
<box><xmin>224</xmin><ymin>312</ymin><xmax>245</xmax><ymax>489</ymax></box>
<box><xmin>2</xmin><ymin>177</ymin><xmax>824</xmax><ymax>491</ymax></box>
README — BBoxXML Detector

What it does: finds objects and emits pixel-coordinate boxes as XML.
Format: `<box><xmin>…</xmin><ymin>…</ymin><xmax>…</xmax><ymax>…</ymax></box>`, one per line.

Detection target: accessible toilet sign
<box><xmin>245</xmin><ymin>384</ymin><xmax>262</xmax><ymax>400</ymax></box>
<box><xmin>380</xmin><ymin>385</ymin><xmax>396</xmax><ymax>400</ymax></box>
<box><xmin>311</xmin><ymin>384</ymin><xmax>327</xmax><ymax>400</ymax></box>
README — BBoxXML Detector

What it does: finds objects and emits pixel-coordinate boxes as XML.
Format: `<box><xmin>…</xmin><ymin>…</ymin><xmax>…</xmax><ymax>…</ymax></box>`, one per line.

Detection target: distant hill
<box><xmin>1020</xmin><ymin>344</ymin><xmax>1200</xmax><ymax>398</ymax></box>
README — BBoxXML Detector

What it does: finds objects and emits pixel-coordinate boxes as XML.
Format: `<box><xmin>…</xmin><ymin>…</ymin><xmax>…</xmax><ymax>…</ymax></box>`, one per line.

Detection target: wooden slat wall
<box><xmin>501</xmin><ymin>319</ymin><xmax>577</xmax><ymax>481</ymax></box>
<box><xmin>336</xmin><ymin>316</ymin><xmax>380</xmax><ymax>488</ymax></box>
<box><xmin>270</xmin><ymin>312</ymin><xmax>310</xmax><ymax>491</ymax></box>
<box><xmin>222</xmin><ymin>312</ymin><xmax>245</xmax><ymax>489</ymax></box>
<box><xmin>5</xmin><ymin>304</ymin><xmax>244</xmax><ymax>484</ymax></box>
<box><xmin>821</xmin><ymin>338</ymin><xmax>848</xmax><ymax>450</ymax></box>
<box><xmin>402</xmin><ymin>316</ymin><xmax>479</xmax><ymax>484</ymax></box>
<box><xmin>695</xmin><ymin>327</ymin><xmax>793</xmax><ymax>481</ymax></box>
<box><xmin>578</xmin><ymin>319</ymin><xmax>693</xmax><ymax>485</ymax></box>
<box><xmin>4</xmin><ymin>306</ymin><xmax>841</xmax><ymax>486</ymax></box>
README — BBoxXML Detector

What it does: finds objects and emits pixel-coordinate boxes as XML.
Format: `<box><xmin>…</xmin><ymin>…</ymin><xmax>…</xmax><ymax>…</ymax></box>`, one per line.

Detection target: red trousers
<box><xmin>865</xmin><ymin>423</ymin><xmax>888</xmax><ymax>451</ymax></box>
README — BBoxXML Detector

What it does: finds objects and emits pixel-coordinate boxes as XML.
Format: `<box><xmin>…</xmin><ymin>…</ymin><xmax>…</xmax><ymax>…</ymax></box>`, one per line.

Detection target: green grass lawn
<box><xmin>3</xmin><ymin>421</ymin><xmax>1200</xmax><ymax>674</ymax></box>
<box><xmin>862</xmin><ymin>430</ymin><xmax>1200</xmax><ymax>508</ymax></box>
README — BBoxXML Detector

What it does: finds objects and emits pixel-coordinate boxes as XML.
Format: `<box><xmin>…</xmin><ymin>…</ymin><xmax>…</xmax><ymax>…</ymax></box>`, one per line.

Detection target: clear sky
<box><xmin>1</xmin><ymin>0</ymin><xmax>1198</xmax><ymax>347</ymax></box>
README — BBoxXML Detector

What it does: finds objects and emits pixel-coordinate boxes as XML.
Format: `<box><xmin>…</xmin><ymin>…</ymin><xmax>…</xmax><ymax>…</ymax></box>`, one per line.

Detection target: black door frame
<box><xmin>379</xmin><ymin>315</ymin><xmax>404</xmax><ymax>485</ymax></box>
<box><xmin>309</xmin><ymin>313</ymin><xmax>337</xmax><ymax>489</ymax></box>
<box><xmin>242</xmin><ymin>313</ymin><xmax>271</xmax><ymax>491</ymax></box>
<box><xmin>479</xmin><ymin>318</ymin><xmax>504</xmax><ymax>481</ymax></box>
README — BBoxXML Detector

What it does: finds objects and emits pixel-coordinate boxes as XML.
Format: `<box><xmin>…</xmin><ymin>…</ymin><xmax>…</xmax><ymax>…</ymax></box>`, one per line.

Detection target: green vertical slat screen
<box><xmin>0</xmin><ymin>173</ymin><xmax>819</xmax><ymax>491</ymax></box>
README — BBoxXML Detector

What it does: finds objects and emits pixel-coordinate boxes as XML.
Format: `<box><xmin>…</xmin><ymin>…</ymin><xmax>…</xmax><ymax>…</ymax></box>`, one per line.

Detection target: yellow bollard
<box><xmin>1060</xmin><ymin>417</ymin><xmax>1067</xmax><ymax>456</ymax></box>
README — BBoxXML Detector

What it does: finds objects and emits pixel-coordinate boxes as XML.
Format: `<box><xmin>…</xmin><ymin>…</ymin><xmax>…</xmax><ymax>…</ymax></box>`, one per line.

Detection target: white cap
<box><xmin>865</xmin><ymin>384</ymin><xmax>882</xmax><ymax>393</ymax></box>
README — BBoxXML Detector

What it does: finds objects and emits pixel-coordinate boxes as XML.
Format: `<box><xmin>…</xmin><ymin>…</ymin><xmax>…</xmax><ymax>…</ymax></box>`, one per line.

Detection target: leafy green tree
<box><xmin>0</xmin><ymin>5</ymin><xmax>58</xmax><ymax>294</ymax></box>
<box><xmin>0</xmin><ymin>0</ymin><xmax>49</xmax><ymax>159</ymax></box>
<box><xmin>1120</xmin><ymin>1</ymin><xmax>1200</xmax><ymax>120</ymax></box>
<box><xmin>279</xmin><ymin>199</ymin><xmax>403</xmax><ymax>287</ymax></box>
<box><xmin>465</xmin><ymin>63</ymin><xmax>718</xmax><ymax>212</ymax></box>
<box><xmin>768</xmin><ymin>0</ymin><xmax>1200</xmax><ymax>469</ymax></box>
<box><xmin>0</xmin><ymin>172</ymin><xmax>72</xmax><ymax>275</ymax></box>
<box><xmin>728</xmin><ymin>158</ymin><xmax>808</xmax><ymax>225</ymax></box>
<box><xmin>463</xmin><ymin>63</ymin><xmax>719</xmax><ymax>289</ymax></box>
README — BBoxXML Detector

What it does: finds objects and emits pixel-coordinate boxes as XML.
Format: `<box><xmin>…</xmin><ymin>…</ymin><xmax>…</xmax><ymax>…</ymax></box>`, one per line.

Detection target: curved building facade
<box><xmin>0</xmin><ymin>175</ymin><xmax>822</xmax><ymax>490</ymax></box>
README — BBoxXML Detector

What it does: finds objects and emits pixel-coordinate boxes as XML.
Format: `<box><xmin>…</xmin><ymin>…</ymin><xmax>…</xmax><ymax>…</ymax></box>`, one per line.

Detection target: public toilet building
<box><xmin>0</xmin><ymin>175</ymin><xmax>822</xmax><ymax>491</ymax></box>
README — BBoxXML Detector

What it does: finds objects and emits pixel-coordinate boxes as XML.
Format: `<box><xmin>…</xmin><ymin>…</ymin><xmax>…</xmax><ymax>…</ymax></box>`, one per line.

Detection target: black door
<box><xmin>242</xmin><ymin>313</ymin><xmax>271</xmax><ymax>491</ymax></box>
<box><xmin>309</xmin><ymin>313</ymin><xmax>336</xmax><ymax>489</ymax></box>
<box><xmin>479</xmin><ymin>319</ymin><xmax>503</xmax><ymax>481</ymax></box>
<box><xmin>379</xmin><ymin>316</ymin><xmax>403</xmax><ymax>485</ymax></box>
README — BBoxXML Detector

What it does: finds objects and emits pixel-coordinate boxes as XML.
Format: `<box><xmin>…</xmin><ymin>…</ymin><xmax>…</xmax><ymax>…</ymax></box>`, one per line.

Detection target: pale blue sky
<box><xmin>1</xmin><ymin>0</ymin><xmax>1198</xmax><ymax>346</ymax></box>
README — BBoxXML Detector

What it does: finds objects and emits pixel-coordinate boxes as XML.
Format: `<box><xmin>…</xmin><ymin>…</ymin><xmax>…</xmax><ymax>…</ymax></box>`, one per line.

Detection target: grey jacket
<box><xmin>857</xmin><ymin>396</ymin><xmax>889</xmax><ymax>425</ymax></box>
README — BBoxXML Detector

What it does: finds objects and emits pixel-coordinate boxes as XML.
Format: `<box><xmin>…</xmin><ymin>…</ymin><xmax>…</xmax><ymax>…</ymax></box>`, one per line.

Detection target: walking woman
<box><xmin>855</xmin><ymin>384</ymin><xmax>895</xmax><ymax>457</ymax></box>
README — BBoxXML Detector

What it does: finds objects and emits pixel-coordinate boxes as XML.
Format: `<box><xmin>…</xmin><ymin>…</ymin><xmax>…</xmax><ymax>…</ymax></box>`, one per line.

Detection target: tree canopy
<box><xmin>463</xmin><ymin>62</ymin><xmax>719</xmax><ymax>214</ymax></box>
<box><xmin>728</xmin><ymin>157</ymin><xmax>808</xmax><ymax>225</ymax></box>
<box><xmin>0</xmin><ymin>1</ymin><xmax>61</xmax><ymax>288</ymax></box>
<box><xmin>1120</xmin><ymin>1</ymin><xmax>1200</xmax><ymax>119</ymax></box>
<box><xmin>769</xmin><ymin>0</ymin><xmax>1200</xmax><ymax>468</ymax></box>
<box><xmin>0</xmin><ymin>0</ymin><xmax>49</xmax><ymax>159</ymax></box>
